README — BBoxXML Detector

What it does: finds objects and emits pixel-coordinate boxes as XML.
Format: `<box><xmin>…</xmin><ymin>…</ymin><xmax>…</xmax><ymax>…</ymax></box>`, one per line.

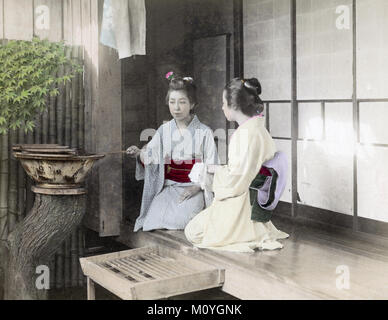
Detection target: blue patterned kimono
<box><xmin>134</xmin><ymin>115</ymin><xmax>218</xmax><ymax>232</ymax></box>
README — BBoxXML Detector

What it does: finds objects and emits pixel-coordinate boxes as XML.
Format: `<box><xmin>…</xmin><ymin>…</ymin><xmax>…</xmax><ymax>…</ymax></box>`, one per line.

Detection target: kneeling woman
<box><xmin>185</xmin><ymin>78</ymin><xmax>289</xmax><ymax>252</ymax></box>
<box><xmin>127</xmin><ymin>74</ymin><xmax>218</xmax><ymax>232</ymax></box>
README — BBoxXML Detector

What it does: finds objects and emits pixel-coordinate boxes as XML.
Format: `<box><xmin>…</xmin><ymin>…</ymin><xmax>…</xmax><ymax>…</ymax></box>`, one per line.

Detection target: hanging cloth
<box><xmin>100</xmin><ymin>0</ymin><xmax>146</xmax><ymax>59</ymax></box>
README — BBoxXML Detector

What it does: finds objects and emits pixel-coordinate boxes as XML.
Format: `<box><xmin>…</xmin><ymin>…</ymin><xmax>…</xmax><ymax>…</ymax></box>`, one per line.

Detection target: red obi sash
<box><xmin>165</xmin><ymin>159</ymin><xmax>202</xmax><ymax>183</ymax></box>
<box><xmin>259</xmin><ymin>166</ymin><xmax>272</xmax><ymax>177</ymax></box>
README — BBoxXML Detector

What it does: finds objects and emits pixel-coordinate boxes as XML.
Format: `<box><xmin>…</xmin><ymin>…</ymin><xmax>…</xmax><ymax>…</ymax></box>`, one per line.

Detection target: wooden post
<box><xmin>48</xmin><ymin>92</ymin><xmax>56</xmax><ymax>144</ymax></box>
<box><xmin>7</xmin><ymin>130</ymin><xmax>17</xmax><ymax>233</ymax></box>
<box><xmin>17</xmin><ymin>129</ymin><xmax>26</xmax><ymax>220</ymax></box>
<box><xmin>87</xmin><ymin>277</ymin><xmax>95</xmax><ymax>300</ymax></box>
<box><xmin>78</xmin><ymin>227</ymin><xmax>85</xmax><ymax>286</ymax></box>
<box><xmin>71</xmin><ymin>46</ymin><xmax>79</xmax><ymax>150</ymax></box>
<box><xmin>64</xmin><ymin>235</ymin><xmax>71</xmax><ymax>288</ymax></box>
<box><xmin>95</xmin><ymin>0</ymin><xmax>122</xmax><ymax>236</ymax></box>
<box><xmin>57</xmin><ymin>64</ymin><xmax>65</xmax><ymax>146</ymax></box>
<box><xmin>42</xmin><ymin>99</ymin><xmax>49</xmax><ymax>145</ymax></box>
<box><xmin>64</xmin><ymin>47</ymin><xmax>72</xmax><ymax>147</ymax></box>
<box><xmin>78</xmin><ymin>46</ymin><xmax>85</xmax><ymax>151</ymax></box>
<box><xmin>71</xmin><ymin>229</ymin><xmax>79</xmax><ymax>287</ymax></box>
<box><xmin>34</xmin><ymin>114</ymin><xmax>42</xmax><ymax>144</ymax></box>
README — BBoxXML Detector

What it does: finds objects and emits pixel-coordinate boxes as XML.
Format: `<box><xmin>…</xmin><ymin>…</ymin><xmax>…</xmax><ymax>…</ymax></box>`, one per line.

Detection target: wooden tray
<box><xmin>20</xmin><ymin>148</ymin><xmax>77</xmax><ymax>155</ymax></box>
<box><xmin>80</xmin><ymin>246</ymin><xmax>224</xmax><ymax>300</ymax></box>
<box><xmin>12</xmin><ymin>144</ymin><xmax>71</xmax><ymax>152</ymax></box>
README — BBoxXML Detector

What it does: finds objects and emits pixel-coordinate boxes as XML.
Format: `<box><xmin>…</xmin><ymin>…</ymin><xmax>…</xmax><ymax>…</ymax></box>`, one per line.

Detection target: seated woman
<box><xmin>184</xmin><ymin>78</ymin><xmax>289</xmax><ymax>252</ymax></box>
<box><xmin>126</xmin><ymin>73</ymin><xmax>218</xmax><ymax>232</ymax></box>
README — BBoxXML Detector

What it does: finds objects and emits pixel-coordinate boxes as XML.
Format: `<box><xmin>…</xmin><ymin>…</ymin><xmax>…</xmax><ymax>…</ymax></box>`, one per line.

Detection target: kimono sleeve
<box><xmin>135</xmin><ymin>155</ymin><xmax>145</xmax><ymax>181</ymax></box>
<box><xmin>201</xmin><ymin>129</ymin><xmax>218</xmax><ymax>206</ymax></box>
<box><xmin>203</xmin><ymin>128</ymin><xmax>219</xmax><ymax>165</ymax></box>
<box><xmin>135</xmin><ymin>128</ymin><xmax>161</xmax><ymax>181</ymax></box>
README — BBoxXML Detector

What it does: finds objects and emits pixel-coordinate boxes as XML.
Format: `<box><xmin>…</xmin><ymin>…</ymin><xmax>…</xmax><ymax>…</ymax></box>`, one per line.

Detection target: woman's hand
<box><xmin>126</xmin><ymin>145</ymin><xmax>141</xmax><ymax>158</ymax></box>
<box><xmin>179</xmin><ymin>185</ymin><xmax>201</xmax><ymax>203</ymax></box>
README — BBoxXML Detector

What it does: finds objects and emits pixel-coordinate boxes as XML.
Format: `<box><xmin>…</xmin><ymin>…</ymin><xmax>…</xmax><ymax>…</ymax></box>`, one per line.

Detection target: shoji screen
<box><xmin>296</xmin><ymin>0</ymin><xmax>354</xmax><ymax>216</ymax></box>
<box><xmin>244</xmin><ymin>0</ymin><xmax>291</xmax><ymax>100</ymax></box>
<box><xmin>357</xmin><ymin>0</ymin><xmax>388</xmax><ymax>224</ymax></box>
<box><xmin>243</xmin><ymin>0</ymin><xmax>388</xmax><ymax>227</ymax></box>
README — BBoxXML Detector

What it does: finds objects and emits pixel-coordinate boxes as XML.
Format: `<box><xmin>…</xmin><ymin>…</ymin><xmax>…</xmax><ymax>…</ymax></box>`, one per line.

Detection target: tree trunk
<box><xmin>0</xmin><ymin>242</ymin><xmax>7</xmax><ymax>299</ymax></box>
<box><xmin>4</xmin><ymin>193</ymin><xmax>86</xmax><ymax>300</ymax></box>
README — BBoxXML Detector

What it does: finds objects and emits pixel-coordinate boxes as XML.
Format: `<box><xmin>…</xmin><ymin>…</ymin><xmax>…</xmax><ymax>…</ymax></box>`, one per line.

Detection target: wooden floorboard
<box><xmin>117</xmin><ymin>218</ymin><xmax>388</xmax><ymax>300</ymax></box>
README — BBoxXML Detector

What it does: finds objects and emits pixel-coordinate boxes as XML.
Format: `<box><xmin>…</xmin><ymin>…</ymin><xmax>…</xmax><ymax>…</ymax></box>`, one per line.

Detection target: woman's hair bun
<box><xmin>243</xmin><ymin>78</ymin><xmax>262</xmax><ymax>96</ymax></box>
<box><xmin>224</xmin><ymin>77</ymin><xmax>264</xmax><ymax>117</ymax></box>
<box><xmin>165</xmin><ymin>73</ymin><xmax>198</xmax><ymax>107</ymax></box>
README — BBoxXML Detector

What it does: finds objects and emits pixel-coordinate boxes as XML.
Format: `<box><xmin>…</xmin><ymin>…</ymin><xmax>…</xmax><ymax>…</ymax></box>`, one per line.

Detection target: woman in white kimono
<box><xmin>126</xmin><ymin>73</ymin><xmax>218</xmax><ymax>232</ymax></box>
<box><xmin>184</xmin><ymin>78</ymin><xmax>289</xmax><ymax>252</ymax></box>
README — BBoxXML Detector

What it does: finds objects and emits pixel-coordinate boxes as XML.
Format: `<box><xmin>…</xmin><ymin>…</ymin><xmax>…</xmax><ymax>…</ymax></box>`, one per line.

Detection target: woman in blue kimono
<box><xmin>126</xmin><ymin>73</ymin><xmax>218</xmax><ymax>232</ymax></box>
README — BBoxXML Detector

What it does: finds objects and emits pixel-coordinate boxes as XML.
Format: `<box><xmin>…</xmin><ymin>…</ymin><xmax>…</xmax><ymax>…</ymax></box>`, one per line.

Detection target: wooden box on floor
<box><xmin>79</xmin><ymin>246</ymin><xmax>225</xmax><ymax>300</ymax></box>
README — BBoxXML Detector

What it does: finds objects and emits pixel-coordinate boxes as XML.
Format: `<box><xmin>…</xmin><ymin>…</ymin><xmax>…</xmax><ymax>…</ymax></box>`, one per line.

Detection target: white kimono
<box><xmin>134</xmin><ymin>115</ymin><xmax>218</xmax><ymax>232</ymax></box>
<box><xmin>185</xmin><ymin>116</ymin><xmax>289</xmax><ymax>252</ymax></box>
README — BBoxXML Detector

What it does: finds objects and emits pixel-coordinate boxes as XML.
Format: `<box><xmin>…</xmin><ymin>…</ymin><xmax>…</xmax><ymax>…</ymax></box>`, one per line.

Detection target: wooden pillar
<box><xmin>83</xmin><ymin>0</ymin><xmax>122</xmax><ymax>236</ymax></box>
<box><xmin>87</xmin><ymin>277</ymin><xmax>95</xmax><ymax>300</ymax></box>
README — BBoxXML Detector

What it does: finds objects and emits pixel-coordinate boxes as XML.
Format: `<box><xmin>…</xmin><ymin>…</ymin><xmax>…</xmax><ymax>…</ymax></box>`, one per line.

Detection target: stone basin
<box><xmin>13</xmin><ymin>144</ymin><xmax>105</xmax><ymax>195</ymax></box>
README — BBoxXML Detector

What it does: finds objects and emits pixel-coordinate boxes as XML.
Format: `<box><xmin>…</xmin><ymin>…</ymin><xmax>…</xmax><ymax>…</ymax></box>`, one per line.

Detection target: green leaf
<box><xmin>0</xmin><ymin>38</ymin><xmax>83</xmax><ymax>131</ymax></box>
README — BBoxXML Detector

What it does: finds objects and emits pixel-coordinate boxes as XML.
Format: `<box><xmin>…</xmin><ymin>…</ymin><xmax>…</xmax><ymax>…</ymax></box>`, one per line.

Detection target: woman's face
<box><xmin>168</xmin><ymin>90</ymin><xmax>193</xmax><ymax>122</ymax></box>
<box><xmin>222</xmin><ymin>90</ymin><xmax>234</xmax><ymax>122</ymax></box>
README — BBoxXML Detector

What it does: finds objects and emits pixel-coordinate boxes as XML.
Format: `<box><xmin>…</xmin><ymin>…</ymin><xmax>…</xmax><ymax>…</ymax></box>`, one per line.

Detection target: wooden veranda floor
<box><xmin>116</xmin><ymin>216</ymin><xmax>388</xmax><ymax>300</ymax></box>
